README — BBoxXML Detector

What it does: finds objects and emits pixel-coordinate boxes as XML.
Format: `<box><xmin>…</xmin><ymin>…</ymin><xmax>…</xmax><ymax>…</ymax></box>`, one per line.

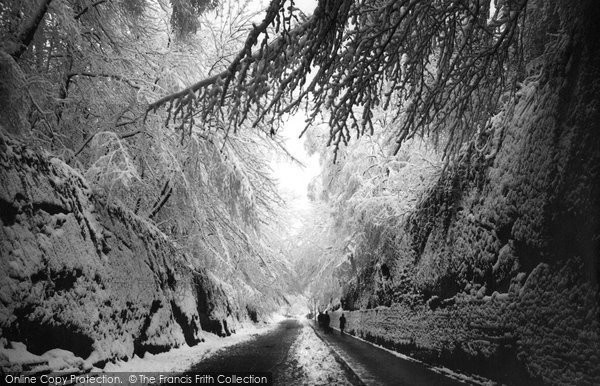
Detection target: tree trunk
<box><xmin>7</xmin><ymin>0</ymin><xmax>53</xmax><ymax>60</ymax></box>
<box><xmin>0</xmin><ymin>52</ymin><xmax>30</xmax><ymax>135</ymax></box>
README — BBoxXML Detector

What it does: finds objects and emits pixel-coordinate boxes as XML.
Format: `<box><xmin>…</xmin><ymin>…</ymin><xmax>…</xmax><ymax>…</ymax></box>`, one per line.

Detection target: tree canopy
<box><xmin>0</xmin><ymin>0</ymin><xmax>535</xmax><ymax>312</ymax></box>
<box><xmin>147</xmin><ymin>0</ymin><xmax>527</xmax><ymax>159</ymax></box>
<box><xmin>0</xmin><ymin>0</ymin><xmax>297</xmax><ymax>311</ymax></box>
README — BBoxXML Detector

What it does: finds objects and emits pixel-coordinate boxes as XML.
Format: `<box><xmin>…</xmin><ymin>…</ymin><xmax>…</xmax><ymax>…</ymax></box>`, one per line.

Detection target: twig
<box><xmin>67</xmin><ymin>72</ymin><xmax>140</xmax><ymax>89</ymax></box>
<box><xmin>68</xmin><ymin>128</ymin><xmax>145</xmax><ymax>163</ymax></box>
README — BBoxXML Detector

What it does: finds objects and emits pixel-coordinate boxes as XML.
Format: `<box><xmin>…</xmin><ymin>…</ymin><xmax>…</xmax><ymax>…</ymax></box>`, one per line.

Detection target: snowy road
<box><xmin>189</xmin><ymin>319</ymin><xmax>301</xmax><ymax>374</ymax></box>
<box><xmin>183</xmin><ymin>317</ymin><xmax>468</xmax><ymax>385</ymax></box>
<box><xmin>187</xmin><ymin>318</ymin><xmax>356</xmax><ymax>385</ymax></box>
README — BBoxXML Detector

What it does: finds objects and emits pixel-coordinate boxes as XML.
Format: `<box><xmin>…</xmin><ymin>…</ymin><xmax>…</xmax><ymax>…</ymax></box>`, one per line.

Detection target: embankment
<box><xmin>0</xmin><ymin>135</ymin><xmax>253</xmax><ymax>372</ymax></box>
<box><xmin>335</xmin><ymin>1</ymin><xmax>600</xmax><ymax>384</ymax></box>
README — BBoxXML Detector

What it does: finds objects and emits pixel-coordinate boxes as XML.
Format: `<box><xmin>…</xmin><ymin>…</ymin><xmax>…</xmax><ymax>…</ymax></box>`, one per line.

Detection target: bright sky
<box><xmin>242</xmin><ymin>0</ymin><xmax>322</xmax><ymax>232</ymax></box>
<box><xmin>293</xmin><ymin>0</ymin><xmax>317</xmax><ymax>14</ymax></box>
<box><xmin>253</xmin><ymin>0</ymin><xmax>316</xmax><ymax>15</ymax></box>
<box><xmin>261</xmin><ymin>0</ymin><xmax>321</xmax><ymax>225</ymax></box>
<box><xmin>270</xmin><ymin>112</ymin><xmax>321</xmax><ymax>217</ymax></box>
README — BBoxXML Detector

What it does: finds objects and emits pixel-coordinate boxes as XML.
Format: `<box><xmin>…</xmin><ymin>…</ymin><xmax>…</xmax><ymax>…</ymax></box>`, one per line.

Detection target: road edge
<box><xmin>308</xmin><ymin>321</ymin><xmax>366</xmax><ymax>386</ymax></box>
<box><xmin>313</xmin><ymin>323</ymin><xmax>489</xmax><ymax>385</ymax></box>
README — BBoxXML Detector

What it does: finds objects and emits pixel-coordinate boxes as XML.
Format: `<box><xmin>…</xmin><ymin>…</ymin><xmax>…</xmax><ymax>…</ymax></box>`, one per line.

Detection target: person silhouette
<box><xmin>339</xmin><ymin>313</ymin><xmax>346</xmax><ymax>335</ymax></box>
<box><xmin>324</xmin><ymin>311</ymin><xmax>331</xmax><ymax>334</ymax></box>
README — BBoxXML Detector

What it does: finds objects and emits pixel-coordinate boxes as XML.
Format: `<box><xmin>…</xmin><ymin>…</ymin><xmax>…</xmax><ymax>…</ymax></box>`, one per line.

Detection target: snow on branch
<box><xmin>146</xmin><ymin>0</ymin><xmax>527</xmax><ymax>160</ymax></box>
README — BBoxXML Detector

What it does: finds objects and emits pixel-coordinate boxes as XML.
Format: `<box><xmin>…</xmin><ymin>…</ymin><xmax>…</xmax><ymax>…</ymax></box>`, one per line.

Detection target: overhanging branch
<box><xmin>67</xmin><ymin>72</ymin><xmax>141</xmax><ymax>89</ymax></box>
<box><xmin>144</xmin><ymin>0</ymin><xmax>526</xmax><ymax>161</ymax></box>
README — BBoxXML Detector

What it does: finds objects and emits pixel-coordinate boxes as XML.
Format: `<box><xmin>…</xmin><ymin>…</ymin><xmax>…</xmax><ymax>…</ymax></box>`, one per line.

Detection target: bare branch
<box><xmin>68</xmin><ymin>128</ymin><xmax>144</xmax><ymax>163</ymax></box>
<box><xmin>67</xmin><ymin>71</ymin><xmax>140</xmax><ymax>89</ymax></box>
<box><xmin>149</xmin><ymin>179</ymin><xmax>173</xmax><ymax>219</ymax></box>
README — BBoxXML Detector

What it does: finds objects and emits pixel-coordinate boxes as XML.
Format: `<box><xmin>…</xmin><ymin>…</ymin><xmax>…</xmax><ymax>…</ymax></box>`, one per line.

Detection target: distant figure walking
<box><xmin>339</xmin><ymin>313</ymin><xmax>346</xmax><ymax>335</ymax></box>
<box><xmin>324</xmin><ymin>311</ymin><xmax>331</xmax><ymax>334</ymax></box>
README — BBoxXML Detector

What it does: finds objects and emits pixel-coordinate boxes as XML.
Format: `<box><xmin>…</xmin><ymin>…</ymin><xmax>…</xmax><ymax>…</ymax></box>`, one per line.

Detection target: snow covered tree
<box><xmin>1</xmin><ymin>0</ymin><xmax>294</xmax><ymax>311</ymax></box>
<box><xmin>147</xmin><ymin>0</ymin><xmax>528</xmax><ymax>159</ymax></box>
<box><xmin>293</xmin><ymin>108</ymin><xmax>442</xmax><ymax>308</ymax></box>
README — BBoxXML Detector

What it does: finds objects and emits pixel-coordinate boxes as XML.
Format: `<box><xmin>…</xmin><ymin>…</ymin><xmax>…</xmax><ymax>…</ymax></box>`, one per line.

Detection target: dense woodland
<box><xmin>1</xmin><ymin>0</ymin><xmax>302</xmax><ymax>314</ymax></box>
<box><xmin>0</xmin><ymin>0</ymin><xmax>531</xmax><ymax>294</ymax></box>
<box><xmin>1</xmin><ymin>0</ymin><xmax>599</xmax><ymax>383</ymax></box>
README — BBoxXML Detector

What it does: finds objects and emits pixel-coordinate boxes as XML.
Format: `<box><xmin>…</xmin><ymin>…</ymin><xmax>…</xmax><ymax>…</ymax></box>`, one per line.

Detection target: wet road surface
<box><xmin>313</xmin><ymin>325</ymin><xmax>465</xmax><ymax>385</ymax></box>
<box><xmin>185</xmin><ymin>318</ymin><xmax>464</xmax><ymax>385</ymax></box>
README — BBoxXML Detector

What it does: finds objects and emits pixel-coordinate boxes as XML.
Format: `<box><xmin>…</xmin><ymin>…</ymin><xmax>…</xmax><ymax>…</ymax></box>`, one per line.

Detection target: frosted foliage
<box><xmin>0</xmin><ymin>0</ymin><xmax>297</xmax><ymax>339</ymax></box>
<box><xmin>0</xmin><ymin>138</ymin><xmax>241</xmax><ymax>367</ymax></box>
<box><xmin>147</xmin><ymin>0</ymin><xmax>527</xmax><ymax>159</ymax></box>
<box><xmin>316</xmin><ymin>2</ymin><xmax>600</xmax><ymax>383</ymax></box>
<box><xmin>292</xmin><ymin>109</ymin><xmax>441</xmax><ymax>306</ymax></box>
<box><xmin>84</xmin><ymin>132</ymin><xmax>143</xmax><ymax>194</ymax></box>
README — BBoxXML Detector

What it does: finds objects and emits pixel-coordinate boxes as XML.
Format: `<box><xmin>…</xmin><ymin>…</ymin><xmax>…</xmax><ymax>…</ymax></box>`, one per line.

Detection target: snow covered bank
<box><xmin>0</xmin><ymin>320</ymin><xmax>279</xmax><ymax>375</ymax></box>
<box><xmin>333</xmin><ymin>259</ymin><xmax>600</xmax><ymax>384</ymax></box>
<box><xmin>0</xmin><ymin>136</ymin><xmax>271</xmax><ymax>371</ymax></box>
<box><xmin>331</xmin><ymin>2</ymin><xmax>600</xmax><ymax>384</ymax></box>
<box><xmin>100</xmin><ymin>322</ymin><xmax>278</xmax><ymax>373</ymax></box>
